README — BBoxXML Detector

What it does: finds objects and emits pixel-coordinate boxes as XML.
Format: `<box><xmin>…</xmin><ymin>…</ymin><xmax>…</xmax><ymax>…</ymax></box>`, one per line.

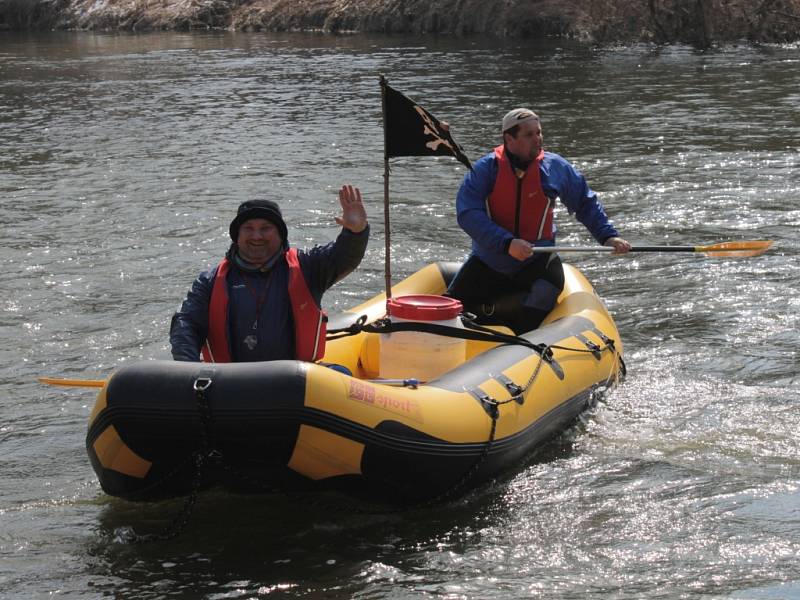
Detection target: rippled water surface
<box><xmin>1</xmin><ymin>31</ymin><xmax>798</xmax><ymax>599</ymax></box>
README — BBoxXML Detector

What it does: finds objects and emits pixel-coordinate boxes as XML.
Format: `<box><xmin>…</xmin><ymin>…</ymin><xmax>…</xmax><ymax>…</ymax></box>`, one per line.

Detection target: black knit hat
<box><xmin>229</xmin><ymin>199</ymin><xmax>288</xmax><ymax>242</ymax></box>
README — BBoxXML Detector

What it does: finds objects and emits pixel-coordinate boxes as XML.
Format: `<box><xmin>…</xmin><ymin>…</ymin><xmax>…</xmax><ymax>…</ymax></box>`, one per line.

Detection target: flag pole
<box><xmin>379</xmin><ymin>74</ymin><xmax>392</xmax><ymax>300</ymax></box>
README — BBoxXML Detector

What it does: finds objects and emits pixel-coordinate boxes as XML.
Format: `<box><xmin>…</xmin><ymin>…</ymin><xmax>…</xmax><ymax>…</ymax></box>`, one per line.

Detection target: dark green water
<box><xmin>1</xmin><ymin>31</ymin><xmax>798</xmax><ymax>599</ymax></box>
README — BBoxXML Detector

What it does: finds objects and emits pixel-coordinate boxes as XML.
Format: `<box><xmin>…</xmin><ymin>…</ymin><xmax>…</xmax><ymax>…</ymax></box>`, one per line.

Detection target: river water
<box><xmin>1</xmin><ymin>31</ymin><xmax>798</xmax><ymax>599</ymax></box>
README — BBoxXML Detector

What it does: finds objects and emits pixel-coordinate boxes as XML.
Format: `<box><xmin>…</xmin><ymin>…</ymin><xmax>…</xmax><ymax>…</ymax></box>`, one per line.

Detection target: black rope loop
<box><xmin>326</xmin><ymin>314</ymin><xmax>369</xmax><ymax>341</ymax></box>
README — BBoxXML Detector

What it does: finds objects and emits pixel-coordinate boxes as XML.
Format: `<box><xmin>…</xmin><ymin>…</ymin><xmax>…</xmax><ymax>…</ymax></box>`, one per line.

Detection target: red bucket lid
<box><xmin>386</xmin><ymin>295</ymin><xmax>463</xmax><ymax>321</ymax></box>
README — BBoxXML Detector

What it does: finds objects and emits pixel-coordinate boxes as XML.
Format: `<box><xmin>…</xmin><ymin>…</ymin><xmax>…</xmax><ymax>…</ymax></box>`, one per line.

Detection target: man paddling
<box><xmin>170</xmin><ymin>185</ymin><xmax>368</xmax><ymax>362</ymax></box>
<box><xmin>447</xmin><ymin>108</ymin><xmax>630</xmax><ymax>333</ymax></box>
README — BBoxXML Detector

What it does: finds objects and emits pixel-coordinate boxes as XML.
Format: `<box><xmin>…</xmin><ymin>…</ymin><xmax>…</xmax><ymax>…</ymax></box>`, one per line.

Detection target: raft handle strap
<box><xmin>494</xmin><ymin>373</ymin><xmax>525</xmax><ymax>404</ymax></box>
<box><xmin>468</xmin><ymin>388</ymin><xmax>499</xmax><ymax>419</ymax></box>
<box><xmin>574</xmin><ymin>333</ymin><xmax>602</xmax><ymax>360</ymax></box>
<box><xmin>591</xmin><ymin>327</ymin><xmax>615</xmax><ymax>348</ymax></box>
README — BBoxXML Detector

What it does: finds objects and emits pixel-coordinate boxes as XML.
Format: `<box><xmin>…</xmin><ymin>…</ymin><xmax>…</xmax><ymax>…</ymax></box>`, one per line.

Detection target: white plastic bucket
<box><xmin>379</xmin><ymin>295</ymin><xmax>465</xmax><ymax>381</ymax></box>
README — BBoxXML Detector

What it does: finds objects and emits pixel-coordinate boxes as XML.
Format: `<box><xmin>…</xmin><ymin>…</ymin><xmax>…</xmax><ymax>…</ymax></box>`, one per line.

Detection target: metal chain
<box><xmin>117</xmin><ymin>375</ymin><xmax>215</xmax><ymax>544</ymax></box>
<box><xmin>401</xmin><ymin>409</ymin><xmax>500</xmax><ymax>510</ymax></box>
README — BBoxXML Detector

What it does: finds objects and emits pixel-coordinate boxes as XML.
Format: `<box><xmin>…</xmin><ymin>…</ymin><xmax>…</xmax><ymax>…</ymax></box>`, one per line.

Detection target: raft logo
<box><xmin>348</xmin><ymin>380</ymin><xmax>423</xmax><ymax>423</ymax></box>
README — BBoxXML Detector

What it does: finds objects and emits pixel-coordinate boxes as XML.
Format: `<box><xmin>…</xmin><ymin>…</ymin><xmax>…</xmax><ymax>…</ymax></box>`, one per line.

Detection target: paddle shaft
<box><xmin>532</xmin><ymin>246</ymin><xmax>700</xmax><ymax>253</ymax></box>
<box><xmin>42</xmin><ymin>376</ymin><xmax>421</xmax><ymax>389</ymax></box>
<box><xmin>38</xmin><ymin>377</ymin><xmax>106</xmax><ymax>388</ymax></box>
<box><xmin>532</xmin><ymin>241</ymin><xmax>771</xmax><ymax>256</ymax></box>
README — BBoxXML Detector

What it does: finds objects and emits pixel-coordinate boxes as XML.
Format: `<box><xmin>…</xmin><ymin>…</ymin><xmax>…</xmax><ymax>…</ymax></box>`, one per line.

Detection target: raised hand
<box><xmin>335</xmin><ymin>184</ymin><xmax>368</xmax><ymax>233</ymax></box>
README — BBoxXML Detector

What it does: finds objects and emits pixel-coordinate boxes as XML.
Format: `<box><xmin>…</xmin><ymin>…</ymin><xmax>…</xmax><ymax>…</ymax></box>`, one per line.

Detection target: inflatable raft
<box><xmin>86</xmin><ymin>262</ymin><xmax>624</xmax><ymax>503</ymax></box>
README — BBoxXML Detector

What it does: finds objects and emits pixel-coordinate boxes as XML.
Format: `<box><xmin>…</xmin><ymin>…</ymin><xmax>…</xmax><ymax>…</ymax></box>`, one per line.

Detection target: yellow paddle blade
<box><xmin>38</xmin><ymin>377</ymin><xmax>106</xmax><ymax>388</ymax></box>
<box><xmin>694</xmin><ymin>240</ymin><xmax>773</xmax><ymax>258</ymax></box>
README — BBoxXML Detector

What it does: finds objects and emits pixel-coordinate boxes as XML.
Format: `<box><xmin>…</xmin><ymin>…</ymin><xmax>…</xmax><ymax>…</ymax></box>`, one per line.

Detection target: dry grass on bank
<box><xmin>1</xmin><ymin>0</ymin><xmax>800</xmax><ymax>45</ymax></box>
<box><xmin>72</xmin><ymin>0</ymin><xmax>234</xmax><ymax>30</ymax></box>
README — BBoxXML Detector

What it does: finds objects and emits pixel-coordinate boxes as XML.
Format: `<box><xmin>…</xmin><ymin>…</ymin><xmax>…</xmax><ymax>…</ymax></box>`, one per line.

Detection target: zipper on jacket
<box><xmin>514</xmin><ymin>171</ymin><xmax>524</xmax><ymax>237</ymax></box>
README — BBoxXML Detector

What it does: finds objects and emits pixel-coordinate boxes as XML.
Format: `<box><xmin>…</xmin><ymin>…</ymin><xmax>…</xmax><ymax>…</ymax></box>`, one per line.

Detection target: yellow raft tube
<box><xmin>86</xmin><ymin>261</ymin><xmax>624</xmax><ymax>503</ymax></box>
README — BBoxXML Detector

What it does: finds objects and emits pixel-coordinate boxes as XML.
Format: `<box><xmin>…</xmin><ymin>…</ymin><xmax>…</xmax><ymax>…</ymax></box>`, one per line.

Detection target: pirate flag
<box><xmin>381</xmin><ymin>78</ymin><xmax>472</xmax><ymax>171</ymax></box>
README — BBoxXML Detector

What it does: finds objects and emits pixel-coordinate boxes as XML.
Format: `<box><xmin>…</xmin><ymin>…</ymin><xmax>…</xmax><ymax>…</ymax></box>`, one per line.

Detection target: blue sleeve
<box><xmin>544</xmin><ymin>154</ymin><xmax>619</xmax><ymax>244</ymax></box>
<box><xmin>456</xmin><ymin>154</ymin><xmax>514</xmax><ymax>253</ymax></box>
<box><xmin>169</xmin><ymin>267</ymin><xmax>215</xmax><ymax>362</ymax></box>
<box><xmin>298</xmin><ymin>224</ymin><xmax>370</xmax><ymax>304</ymax></box>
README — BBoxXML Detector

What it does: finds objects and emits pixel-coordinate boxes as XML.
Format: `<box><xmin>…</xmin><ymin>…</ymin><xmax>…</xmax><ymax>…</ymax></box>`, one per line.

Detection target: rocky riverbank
<box><xmin>2</xmin><ymin>0</ymin><xmax>800</xmax><ymax>46</ymax></box>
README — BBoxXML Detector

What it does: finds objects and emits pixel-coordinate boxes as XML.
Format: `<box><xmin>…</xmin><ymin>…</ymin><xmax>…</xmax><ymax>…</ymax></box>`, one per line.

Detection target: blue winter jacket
<box><xmin>169</xmin><ymin>226</ymin><xmax>369</xmax><ymax>362</ymax></box>
<box><xmin>457</xmin><ymin>149</ymin><xmax>619</xmax><ymax>275</ymax></box>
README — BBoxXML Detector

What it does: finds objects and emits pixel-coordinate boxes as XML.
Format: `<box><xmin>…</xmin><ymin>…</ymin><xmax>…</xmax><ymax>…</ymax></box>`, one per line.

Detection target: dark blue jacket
<box><xmin>457</xmin><ymin>149</ymin><xmax>619</xmax><ymax>275</ymax></box>
<box><xmin>169</xmin><ymin>226</ymin><xmax>369</xmax><ymax>362</ymax></box>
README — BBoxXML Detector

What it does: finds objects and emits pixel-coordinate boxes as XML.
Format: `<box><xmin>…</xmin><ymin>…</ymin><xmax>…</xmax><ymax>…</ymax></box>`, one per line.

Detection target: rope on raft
<box><xmin>328</xmin><ymin>312</ymin><xmax>555</xmax><ymax>356</ymax></box>
<box><xmin>327</xmin><ymin>312</ymin><xmax>618</xmax><ymax>367</ymax></box>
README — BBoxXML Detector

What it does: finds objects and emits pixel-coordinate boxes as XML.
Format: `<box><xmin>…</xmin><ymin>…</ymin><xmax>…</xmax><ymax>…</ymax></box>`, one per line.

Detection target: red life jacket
<box><xmin>202</xmin><ymin>248</ymin><xmax>327</xmax><ymax>363</ymax></box>
<box><xmin>487</xmin><ymin>144</ymin><xmax>553</xmax><ymax>242</ymax></box>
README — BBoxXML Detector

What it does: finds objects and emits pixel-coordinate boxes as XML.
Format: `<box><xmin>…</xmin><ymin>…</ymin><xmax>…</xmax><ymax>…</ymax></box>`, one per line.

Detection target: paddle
<box><xmin>37</xmin><ymin>239</ymin><xmax>771</xmax><ymax>390</ymax></box>
<box><xmin>532</xmin><ymin>240</ymin><xmax>773</xmax><ymax>258</ymax></box>
<box><xmin>37</xmin><ymin>375</ymin><xmax>422</xmax><ymax>389</ymax></box>
<box><xmin>38</xmin><ymin>377</ymin><xmax>106</xmax><ymax>388</ymax></box>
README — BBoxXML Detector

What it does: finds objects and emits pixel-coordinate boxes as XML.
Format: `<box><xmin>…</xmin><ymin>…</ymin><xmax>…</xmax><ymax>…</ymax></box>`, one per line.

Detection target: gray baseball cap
<box><xmin>501</xmin><ymin>108</ymin><xmax>539</xmax><ymax>133</ymax></box>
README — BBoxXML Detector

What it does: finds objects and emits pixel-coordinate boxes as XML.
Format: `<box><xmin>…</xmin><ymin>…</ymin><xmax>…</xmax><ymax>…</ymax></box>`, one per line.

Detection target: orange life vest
<box><xmin>487</xmin><ymin>144</ymin><xmax>553</xmax><ymax>242</ymax></box>
<box><xmin>202</xmin><ymin>248</ymin><xmax>327</xmax><ymax>363</ymax></box>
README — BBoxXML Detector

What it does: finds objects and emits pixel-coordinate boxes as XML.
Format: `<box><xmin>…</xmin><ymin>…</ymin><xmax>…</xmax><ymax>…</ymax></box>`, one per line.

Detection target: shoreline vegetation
<box><xmin>1</xmin><ymin>0</ymin><xmax>800</xmax><ymax>47</ymax></box>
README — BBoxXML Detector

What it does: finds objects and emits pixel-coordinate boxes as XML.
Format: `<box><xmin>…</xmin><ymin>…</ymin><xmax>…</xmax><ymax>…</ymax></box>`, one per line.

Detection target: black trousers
<box><xmin>446</xmin><ymin>254</ymin><xmax>565</xmax><ymax>334</ymax></box>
